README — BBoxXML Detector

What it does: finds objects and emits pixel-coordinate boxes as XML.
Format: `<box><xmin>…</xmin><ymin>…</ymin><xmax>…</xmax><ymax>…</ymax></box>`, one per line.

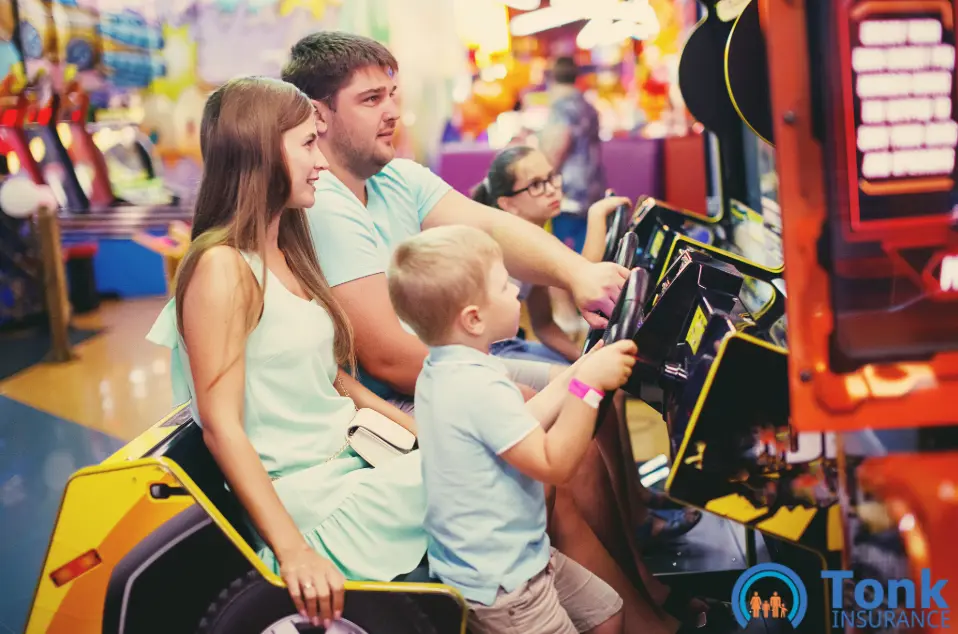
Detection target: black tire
<box><xmin>197</xmin><ymin>570</ymin><xmax>442</xmax><ymax>634</ymax></box>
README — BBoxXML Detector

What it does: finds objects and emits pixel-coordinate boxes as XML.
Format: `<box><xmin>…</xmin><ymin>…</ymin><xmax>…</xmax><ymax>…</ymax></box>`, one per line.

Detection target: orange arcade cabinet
<box><xmin>766</xmin><ymin>0</ymin><xmax>958</xmax><ymax>627</ymax></box>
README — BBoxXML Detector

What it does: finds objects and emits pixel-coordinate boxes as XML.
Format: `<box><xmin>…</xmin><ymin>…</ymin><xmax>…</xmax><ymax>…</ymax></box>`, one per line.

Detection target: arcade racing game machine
<box><xmin>631</xmin><ymin>0</ymin><xmax>957</xmax><ymax>632</ymax></box>
<box><xmin>766</xmin><ymin>0</ymin><xmax>958</xmax><ymax>630</ymax></box>
<box><xmin>596</xmin><ymin>1</ymin><xmax>907</xmax><ymax>631</ymax></box>
<box><xmin>598</xmin><ymin>0</ymin><xmax>787</xmax><ymax>352</ymax></box>
<box><xmin>585</xmin><ymin>0</ymin><xmax>793</xmax><ymax>607</ymax></box>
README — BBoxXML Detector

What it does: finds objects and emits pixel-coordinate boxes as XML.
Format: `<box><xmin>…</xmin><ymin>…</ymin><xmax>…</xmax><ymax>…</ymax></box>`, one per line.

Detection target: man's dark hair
<box><xmin>552</xmin><ymin>56</ymin><xmax>578</xmax><ymax>85</ymax></box>
<box><xmin>281</xmin><ymin>31</ymin><xmax>398</xmax><ymax>108</ymax></box>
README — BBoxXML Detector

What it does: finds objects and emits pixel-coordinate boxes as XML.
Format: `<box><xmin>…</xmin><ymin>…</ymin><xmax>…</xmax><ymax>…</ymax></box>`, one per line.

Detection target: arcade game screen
<box><xmin>667</xmin><ymin>335</ymin><xmax>841</xmax><ymax>553</ymax></box>
<box><xmin>824</xmin><ymin>0</ymin><xmax>958</xmax><ymax>365</ymax></box>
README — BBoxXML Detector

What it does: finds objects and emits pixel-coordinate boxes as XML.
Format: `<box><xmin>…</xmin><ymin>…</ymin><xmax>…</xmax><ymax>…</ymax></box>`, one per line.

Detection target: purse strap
<box><xmin>336</xmin><ymin>375</ymin><xmax>359</xmax><ymax>412</ymax></box>
<box><xmin>321</xmin><ymin>374</ymin><xmax>357</xmax><ymax>464</ymax></box>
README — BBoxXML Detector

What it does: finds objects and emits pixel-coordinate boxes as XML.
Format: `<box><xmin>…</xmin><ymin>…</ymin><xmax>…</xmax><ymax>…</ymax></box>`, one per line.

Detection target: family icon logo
<box><xmin>731</xmin><ymin>563</ymin><xmax>808</xmax><ymax>629</ymax></box>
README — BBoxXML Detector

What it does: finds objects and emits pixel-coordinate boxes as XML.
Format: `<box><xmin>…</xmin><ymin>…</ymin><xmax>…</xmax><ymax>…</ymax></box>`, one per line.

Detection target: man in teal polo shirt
<box><xmin>281</xmin><ymin>32</ymin><xmax>628</xmax><ymax>406</ymax></box>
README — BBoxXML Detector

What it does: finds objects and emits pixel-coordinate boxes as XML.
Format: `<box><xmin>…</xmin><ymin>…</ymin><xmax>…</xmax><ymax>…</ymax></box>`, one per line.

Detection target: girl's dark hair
<box><xmin>471</xmin><ymin>145</ymin><xmax>535</xmax><ymax>208</ymax></box>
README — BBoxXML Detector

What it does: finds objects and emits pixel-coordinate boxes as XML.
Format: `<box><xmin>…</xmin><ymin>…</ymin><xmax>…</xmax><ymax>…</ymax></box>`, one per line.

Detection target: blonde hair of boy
<box><xmin>388</xmin><ymin>226</ymin><xmax>503</xmax><ymax>346</ymax></box>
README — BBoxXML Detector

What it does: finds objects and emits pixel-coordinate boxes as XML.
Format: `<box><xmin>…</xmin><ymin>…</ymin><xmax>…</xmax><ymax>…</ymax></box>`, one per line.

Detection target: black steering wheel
<box><xmin>583</xmin><ymin>231</ymin><xmax>640</xmax><ymax>354</ymax></box>
<box><xmin>601</xmin><ymin>267</ymin><xmax>649</xmax><ymax>347</ymax></box>
<box><xmin>601</xmin><ymin>200</ymin><xmax>634</xmax><ymax>262</ymax></box>
<box><xmin>590</xmin><ymin>266</ymin><xmax>650</xmax><ymax>430</ymax></box>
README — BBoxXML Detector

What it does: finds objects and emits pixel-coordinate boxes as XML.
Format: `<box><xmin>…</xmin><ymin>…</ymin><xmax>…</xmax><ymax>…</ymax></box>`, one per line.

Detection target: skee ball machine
<box><xmin>766</xmin><ymin>0</ymin><xmax>958</xmax><ymax>629</ymax></box>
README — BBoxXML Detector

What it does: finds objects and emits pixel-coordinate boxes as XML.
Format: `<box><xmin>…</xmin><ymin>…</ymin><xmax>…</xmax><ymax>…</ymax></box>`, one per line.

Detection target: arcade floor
<box><xmin>0</xmin><ymin>296</ymin><xmax>672</xmax><ymax>633</ymax></box>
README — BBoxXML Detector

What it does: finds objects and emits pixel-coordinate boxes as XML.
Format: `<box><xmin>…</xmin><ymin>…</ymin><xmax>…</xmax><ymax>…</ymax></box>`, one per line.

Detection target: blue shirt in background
<box><xmin>548</xmin><ymin>91</ymin><xmax>606</xmax><ymax>214</ymax></box>
<box><xmin>306</xmin><ymin>159</ymin><xmax>452</xmax><ymax>399</ymax></box>
<box><xmin>415</xmin><ymin>344</ymin><xmax>551</xmax><ymax>605</ymax></box>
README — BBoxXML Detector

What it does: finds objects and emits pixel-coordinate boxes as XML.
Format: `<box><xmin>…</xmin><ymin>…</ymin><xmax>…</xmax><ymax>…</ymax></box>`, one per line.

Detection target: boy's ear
<box><xmin>459</xmin><ymin>304</ymin><xmax>484</xmax><ymax>336</ymax></box>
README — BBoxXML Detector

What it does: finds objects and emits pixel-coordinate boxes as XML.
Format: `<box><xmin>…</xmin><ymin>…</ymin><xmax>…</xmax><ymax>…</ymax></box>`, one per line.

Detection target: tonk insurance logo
<box><xmin>731</xmin><ymin>563</ymin><xmax>808</xmax><ymax>629</ymax></box>
<box><xmin>824</xmin><ymin>569</ymin><xmax>950</xmax><ymax>630</ymax></box>
<box><xmin>732</xmin><ymin>563</ymin><xmax>951</xmax><ymax>630</ymax></box>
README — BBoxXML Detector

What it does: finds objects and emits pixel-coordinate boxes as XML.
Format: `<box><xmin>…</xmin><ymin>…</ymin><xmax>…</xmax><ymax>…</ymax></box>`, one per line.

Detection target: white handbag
<box><xmin>333</xmin><ymin>377</ymin><xmax>416</xmax><ymax>467</ymax></box>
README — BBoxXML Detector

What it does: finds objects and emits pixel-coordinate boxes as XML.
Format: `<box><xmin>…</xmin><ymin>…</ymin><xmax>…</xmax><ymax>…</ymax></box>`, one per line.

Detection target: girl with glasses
<box><xmin>471</xmin><ymin>146</ymin><xmax>630</xmax><ymax>364</ymax></box>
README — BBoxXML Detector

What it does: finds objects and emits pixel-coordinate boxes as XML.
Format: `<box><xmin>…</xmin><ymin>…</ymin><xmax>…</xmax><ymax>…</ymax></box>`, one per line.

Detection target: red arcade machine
<box><xmin>0</xmin><ymin>62</ymin><xmax>44</xmax><ymax>184</ymax></box>
<box><xmin>766</xmin><ymin>0</ymin><xmax>958</xmax><ymax>627</ymax></box>
<box><xmin>56</xmin><ymin>63</ymin><xmax>114</xmax><ymax>208</ymax></box>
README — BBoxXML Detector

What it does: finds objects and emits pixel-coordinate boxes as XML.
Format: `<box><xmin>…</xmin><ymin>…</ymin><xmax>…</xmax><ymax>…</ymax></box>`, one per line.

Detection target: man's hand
<box><xmin>423</xmin><ymin>189</ymin><xmax>628</xmax><ymax>327</ymax></box>
<box><xmin>569</xmin><ymin>261</ymin><xmax>630</xmax><ymax>329</ymax></box>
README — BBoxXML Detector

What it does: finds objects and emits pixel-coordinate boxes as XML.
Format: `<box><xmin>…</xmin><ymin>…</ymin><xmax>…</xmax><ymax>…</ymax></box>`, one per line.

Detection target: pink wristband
<box><xmin>569</xmin><ymin>378</ymin><xmax>605</xmax><ymax>408</ymax></box>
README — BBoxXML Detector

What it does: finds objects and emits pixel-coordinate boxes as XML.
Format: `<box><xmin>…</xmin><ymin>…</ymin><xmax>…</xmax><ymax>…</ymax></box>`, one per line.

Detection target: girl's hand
<box><xmin>396</xmin><ymin>411</ymin><xmax>418</xmax><ymax>436</ymax></box>
<box><xmin>587</xmin><ymin>194</ymin><xmax>632</xmax><ymax>220</ymax></box>
<box><xmin>279</xmin><ymin>543</ymin><xmax>345</xmax><ymax>628</ymax></box>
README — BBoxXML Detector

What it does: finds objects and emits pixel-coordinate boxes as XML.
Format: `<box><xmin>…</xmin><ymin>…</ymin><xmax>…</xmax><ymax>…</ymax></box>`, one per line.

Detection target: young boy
<box><xmin>387</xmin><ymin>225</ymin><xmax>637</xmax><ymax>634</ymax></box>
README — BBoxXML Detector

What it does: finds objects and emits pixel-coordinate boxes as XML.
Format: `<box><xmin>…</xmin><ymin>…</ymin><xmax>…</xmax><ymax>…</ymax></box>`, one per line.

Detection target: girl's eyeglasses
<box><xmin>508</xmin><ymin>172</ymin><xmax>562</xmax><ymax>197</ymax></box>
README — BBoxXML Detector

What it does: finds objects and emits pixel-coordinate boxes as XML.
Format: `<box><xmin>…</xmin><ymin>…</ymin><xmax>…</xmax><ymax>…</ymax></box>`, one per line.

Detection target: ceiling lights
<box><xmin>509</xmin><ymin>0</ymin><xmax>660</xmax><ymax>48</ymax></box>
<box><xmin>503</xmin><ymin>0</ymin><xmax>542</xmax><ymax>9</ymax></box>
<box><xmin>510</xmin><ymin>6</ymin><xmax>582</xmax><ymax>36</ymax></box>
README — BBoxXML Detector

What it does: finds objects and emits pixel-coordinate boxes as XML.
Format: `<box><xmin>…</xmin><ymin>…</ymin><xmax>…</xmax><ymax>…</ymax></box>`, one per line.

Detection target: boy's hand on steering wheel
<box><xmin>571</xmin><ymin>261</ymin><xmax>630</xmax><ymax>329</ymax></box>
<box><xmin>572</xmin><ymin>339</ymin><xmax>605</xmax><ymax>366</ymax></box>
<box><xmin>279</xmin><ymin>543</ymin><xmax>345</xmax><ymax>628</ymax></box>
<box><xmin>587</xmin><ymin>195</ymin><xmax>632</xmax><ymax>220</ymax></box>
<box><xmin>574</xmin><ymin>339</ymin><xmax>637</xmax><ymax>392</ymax></box>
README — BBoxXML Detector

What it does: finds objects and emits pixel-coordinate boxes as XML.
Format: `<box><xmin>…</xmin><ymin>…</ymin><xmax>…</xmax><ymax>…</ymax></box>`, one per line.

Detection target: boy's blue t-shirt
<box><xmin>306</xmin><ymin>158</ymin><xmax>452</xmax><ymax>399</ymax></box>
<box><xmin>415</xmin><ymin>344</ymin><xmax>551</xmax><ymax>605</ymax></box>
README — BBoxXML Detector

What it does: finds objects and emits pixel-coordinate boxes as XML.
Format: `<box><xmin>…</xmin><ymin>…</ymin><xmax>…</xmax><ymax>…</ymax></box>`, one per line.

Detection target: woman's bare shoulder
<box><xmin>184</xmin><ymin>246</ymin><xmax>258</xmax><ymax>311</ymax></box>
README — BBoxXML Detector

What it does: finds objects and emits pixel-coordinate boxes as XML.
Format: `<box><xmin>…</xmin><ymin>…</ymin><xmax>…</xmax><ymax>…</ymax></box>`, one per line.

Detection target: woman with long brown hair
<box><xmin>146</xmin><ymin>76</ymin><xmax>423</xmax><ymax>629</ymax></box>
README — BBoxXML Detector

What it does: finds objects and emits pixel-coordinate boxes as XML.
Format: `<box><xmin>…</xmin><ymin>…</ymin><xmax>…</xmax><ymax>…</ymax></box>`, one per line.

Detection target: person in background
<box><xmin>471</xmin><ymin>145</ymin><xmax>631</xmax><ymax>364</ymax></box>
<box><xmin>539</xmin><ymin>56</ymin><xmax>608</xmax><ymax>334</ymax></box>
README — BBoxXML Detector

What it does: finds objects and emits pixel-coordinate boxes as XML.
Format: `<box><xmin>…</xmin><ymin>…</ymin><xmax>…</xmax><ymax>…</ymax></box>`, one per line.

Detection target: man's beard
<box><xmin>331</xmin><ymin>129</ymin><xmax>391</xmax><ymax>180</ymax></box>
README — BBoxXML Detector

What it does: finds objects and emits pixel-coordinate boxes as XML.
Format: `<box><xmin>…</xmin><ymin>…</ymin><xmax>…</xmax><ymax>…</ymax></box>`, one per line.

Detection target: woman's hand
<box><xmin>278</xmin><ymin>543</ymin><xmax>345</xmax><ymax>628</ymax></box>
<box><xmin>336</xmin><ymin>370</ymin><xmax>418</xmax><ymax>435</ymax></box>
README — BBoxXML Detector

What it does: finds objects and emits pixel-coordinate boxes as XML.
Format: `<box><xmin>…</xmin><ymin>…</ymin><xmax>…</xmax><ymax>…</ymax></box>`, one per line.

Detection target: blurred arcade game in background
<box><xmin>140</xmin><ymin>0</ymin><xmax>452</xmax><ymax>198</ymax></box>
<box><xmin>2</xmin><ymin>0</ymin><xmax>437</xmax><ymax>302</ymax></box>
<box><xmin>437</xmin><ymin>0</ymin><xmax>707</xmax><ymax>210</ymax></box>
<box><xmin>0</xmin><ymin>0</ymin><xmax>44</xmax><ymax>327</ymax></box>
<box><xmin>16</xmin><ymin>0</ymin><xmax>177</xmax><ymax>209</ymax></box>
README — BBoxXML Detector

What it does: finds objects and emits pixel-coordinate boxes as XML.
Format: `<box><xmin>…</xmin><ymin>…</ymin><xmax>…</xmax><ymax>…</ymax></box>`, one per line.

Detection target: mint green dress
<box><xmin>146</xmin><ymin>251</ymin><xmax>427</xmax><ymax>581</ymax></box>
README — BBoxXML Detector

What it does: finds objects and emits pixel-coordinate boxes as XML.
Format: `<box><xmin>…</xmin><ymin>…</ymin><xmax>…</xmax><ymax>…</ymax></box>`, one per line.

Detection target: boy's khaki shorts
<box><xmin>467</xmin><ymin>548</ymin><xmax>623</xmax><ymax>634</ymax></box>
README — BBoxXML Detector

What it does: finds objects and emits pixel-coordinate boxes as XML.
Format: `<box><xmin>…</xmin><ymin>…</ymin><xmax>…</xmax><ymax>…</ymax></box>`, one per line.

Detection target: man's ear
<box><xmin>311</xmin><ymin>99</ymin><xmax>329</xmax><ymax>134</ymax></box>
<box><xmin>459</xmin><ymin>304</ymin><xmax>484</xmax><ymax>336</ymax></box>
